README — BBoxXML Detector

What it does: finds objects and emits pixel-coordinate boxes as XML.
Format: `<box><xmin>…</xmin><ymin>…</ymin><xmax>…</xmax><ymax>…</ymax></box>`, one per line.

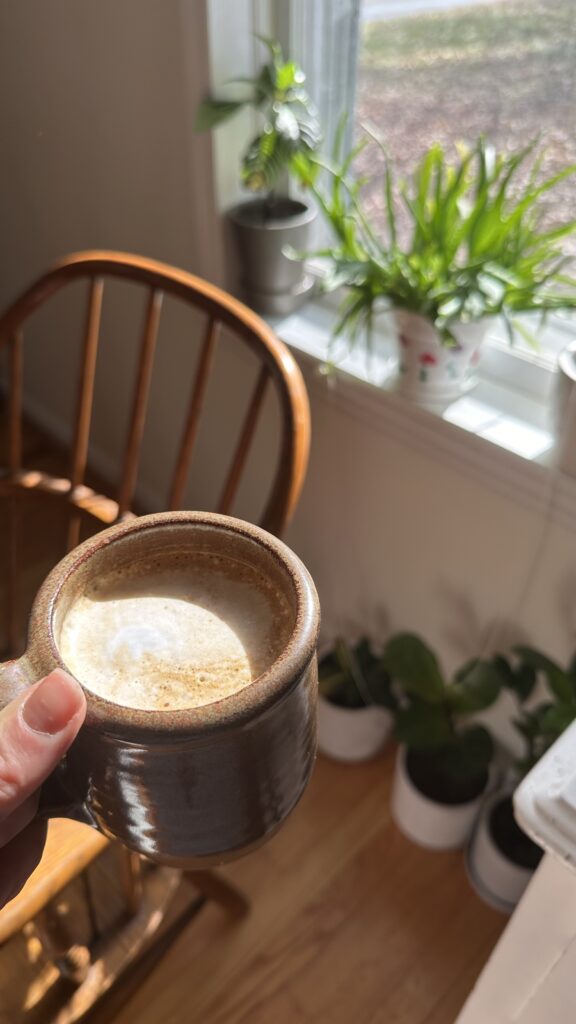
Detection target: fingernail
<box><xmin>22</xmin><ymin>671</ymin><xmax>83</xmax><ymax>736</ymax></box>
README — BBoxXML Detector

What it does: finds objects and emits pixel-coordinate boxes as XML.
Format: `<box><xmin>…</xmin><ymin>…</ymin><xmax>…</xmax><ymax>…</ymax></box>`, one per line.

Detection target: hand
<box><xmin>0</xmin><ymin>670</ymin><xmax>86</xmax><ymax>910</ymax></box>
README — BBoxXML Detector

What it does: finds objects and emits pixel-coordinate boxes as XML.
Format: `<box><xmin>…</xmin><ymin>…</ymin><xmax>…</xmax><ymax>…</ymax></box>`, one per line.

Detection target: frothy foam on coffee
<box><xmin>59</xmin><ymin>553</ymin><xmax>293</xmax><ymax>710</ymax></box>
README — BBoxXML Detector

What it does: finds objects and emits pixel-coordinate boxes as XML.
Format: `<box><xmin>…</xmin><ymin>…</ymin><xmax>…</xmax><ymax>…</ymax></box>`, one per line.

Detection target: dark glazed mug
<box><xmin>0</xmin><ymin>511</ymin><xmax>320</xmax><ymax>867</ymax></box>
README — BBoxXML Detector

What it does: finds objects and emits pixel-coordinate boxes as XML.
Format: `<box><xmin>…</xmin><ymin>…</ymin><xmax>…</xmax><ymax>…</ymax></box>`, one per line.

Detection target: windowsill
<box><xmin>269</xmin><ymin>299</ymin><xmax>576</xmax><ymax>533</ymax></box>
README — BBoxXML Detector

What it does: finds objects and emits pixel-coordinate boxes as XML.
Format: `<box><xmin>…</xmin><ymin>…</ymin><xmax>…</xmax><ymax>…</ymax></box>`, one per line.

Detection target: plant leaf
<box><xmin>448</xmin><ymin>659</ymin><xmax>502</xmax><ymax>713</ymax></box>
<box><xmin>395</xmin><ymin>702</ymin><xmax>452</xmax><ymax>749</ymax></box>
<box><xmin>383</xmin><ymin>633</ymin><xmax>445</xmax><ymax>703</ymax></box>
<box><xmin>514</xmin><ymin>646</ymin><xmax>574</xmax><ymax>703</ymax></box>
<box><xmin>195</xmin><ymin>99</ymin><xmax>247</xmax><ymax>132</ymax></box>
<box><xmin>539</xmin><ymin>702</ymin><xmax>576</xmax><ymax>737</ymax></box>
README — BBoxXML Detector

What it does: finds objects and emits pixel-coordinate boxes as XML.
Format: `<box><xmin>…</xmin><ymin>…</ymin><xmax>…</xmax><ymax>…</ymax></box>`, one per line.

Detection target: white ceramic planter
<box><xmin>393</xmin><ymin>310</ymin><xmax>487</xmax><ymax>408</ymax></box>
<box><xmin>317</xmin><ymin>694</ymin><xmax>393</xmax><ymax>763</ymax></box>
<box><xmin>391</xmin><ymin>746</ymin><xmax>486</xmax><ymax>850</ymax></box>
<box><xmin>466</xmin><ymin>793</ymin><xmax>539</xmax><ymax>914</ymax></box>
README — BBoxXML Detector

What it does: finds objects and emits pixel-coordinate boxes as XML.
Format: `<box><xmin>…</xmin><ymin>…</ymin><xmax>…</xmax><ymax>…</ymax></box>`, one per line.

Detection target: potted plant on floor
<box><xmin>196</xmin><ymin>37</ymin><xmax>321</xmax><ymax>315</ymax></box>
<box><xmin>382</xmin><ymin>633</ymin><xmax>502</xmax><ymax>849</ymax></box>
<box><xmin>467</xmin><ymin>647</ymin><xmax>576</xmax><ymax>911</ymax></box>
<box><xmin>307</xmin><ymin>135</ymin><xmax>576</xmax><ymax>407</ymax></box>
<box><xmin>318</xmin><ymin>637</ymin><xmax>397</xmax><ymax>762</ymax></box>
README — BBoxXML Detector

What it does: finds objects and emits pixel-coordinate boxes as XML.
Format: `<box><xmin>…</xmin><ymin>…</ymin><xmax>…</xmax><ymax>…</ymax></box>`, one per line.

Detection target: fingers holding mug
<box><xmin>0</xmin><ymin>670</ymin><xmax>86</xmax><ymax>909</ymax></box>
<box><xmin>0</xmin><ymin>669</ymin><xmax>86</xmax><ymax>823</ymax></box>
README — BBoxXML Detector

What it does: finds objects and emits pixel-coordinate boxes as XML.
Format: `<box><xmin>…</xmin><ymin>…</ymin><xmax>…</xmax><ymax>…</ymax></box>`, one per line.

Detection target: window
<box><xmin>353</xmin><ymin>0</ymin><xmax>576</xmax><ymax>370</ymax></box>
<box><xmin>357</xmin><ymin>0</ymin><xmax>576</xmax><ymax>243</ymax></box>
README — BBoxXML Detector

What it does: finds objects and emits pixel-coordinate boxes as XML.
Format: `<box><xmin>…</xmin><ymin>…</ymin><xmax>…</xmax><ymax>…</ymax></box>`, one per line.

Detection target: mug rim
<box><xmin>27</xmin><ymin>511</ymin><xmax>319</xmax><ymax>739</ymax></box>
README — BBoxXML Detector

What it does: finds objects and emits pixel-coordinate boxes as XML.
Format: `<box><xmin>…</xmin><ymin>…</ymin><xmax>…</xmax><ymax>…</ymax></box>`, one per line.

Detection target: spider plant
<box><xmin>196</xmin><ymin>37</ymin><xmax>321</xmax><ymax>209</ymax></box>
<box><xmin>308</xmin><ymin>131</ymin><xmax>576</xmax><ymax>352</ymax></box>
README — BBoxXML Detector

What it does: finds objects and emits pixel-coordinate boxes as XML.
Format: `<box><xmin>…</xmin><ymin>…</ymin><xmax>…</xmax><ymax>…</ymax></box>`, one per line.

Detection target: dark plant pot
<box><xmin>229</xmin><ymin>197</ymin><xmax>316</xmax><ymax>316</ymax></box>
<box><xmin>391</xmin><ymin>747</ymin><xmax>489</xmax><ymax>850</ymax></box>
<box><xmin>466</xmin><ymin>792</ymin><xmax>544</xmax><ymax>913</ymax></box>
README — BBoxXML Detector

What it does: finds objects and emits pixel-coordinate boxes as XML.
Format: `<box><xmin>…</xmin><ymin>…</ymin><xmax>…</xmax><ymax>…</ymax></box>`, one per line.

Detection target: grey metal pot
<box><xmin>229</xmin><ymin>197</ymin><xmax>316</xmax><ymax>316</ymax></box>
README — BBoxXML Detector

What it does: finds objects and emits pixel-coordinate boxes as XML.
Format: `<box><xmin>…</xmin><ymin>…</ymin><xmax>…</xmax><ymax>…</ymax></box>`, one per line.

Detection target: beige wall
<box><xmin>289</xmin><ymin>376</ymin><xmax>574</xmax><ymax>658</ymax></box>
<box><xmin>284</xmin><ymin>367</ymin><xmax>576</xmax><ymax>749</ymax></box>
<box><xmin>0</xmin><ymin>0</ymin><xmax>230</xmax><ymax>505</ymax></box>
<box><xmin>0</xmin><ymin>1</ymin><xmax>221</xmax><ymax>297</ymax></box>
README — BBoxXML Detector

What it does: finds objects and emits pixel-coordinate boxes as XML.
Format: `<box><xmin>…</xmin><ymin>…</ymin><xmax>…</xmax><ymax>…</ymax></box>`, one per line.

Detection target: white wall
<box><xmin>284</xmin><ymin>367</ymin><xmax>576</xmax><ymax>749</ymax></box>
<box><xmin>0</xmin><ymin>1</ymin><xmax>222</xmax><ymax>298</ymax></box>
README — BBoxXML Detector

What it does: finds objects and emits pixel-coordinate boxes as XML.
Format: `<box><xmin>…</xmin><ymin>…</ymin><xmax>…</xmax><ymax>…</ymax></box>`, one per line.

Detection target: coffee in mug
<box><xmin>59</xmin><ymin>552</ymin><xmax>294</xmax><ymax>711</ymax></box>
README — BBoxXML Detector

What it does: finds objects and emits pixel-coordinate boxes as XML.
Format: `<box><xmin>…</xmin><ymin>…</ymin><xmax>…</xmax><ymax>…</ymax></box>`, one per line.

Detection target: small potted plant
<box><xmin>467</xmin><ymin>648</ymin><xmax>576</xmax><ymax>911</ymax></box>
<box><xmin>383</xmin><ymin>633</ymin><xmax>502</xmax><ymax>849</ymax></box>
<box><xmin>318</xmin><ymin>637</ymin><xmax>396</xmax><ymax>762</ymax></box>
<box><xmin>308</xmin><ymin>135</ymin><xmax>576</xmax><ymax>406</ymax></box>
<box><xmin>196</xmin><ymin>37</ymin><xmax>321</xmax><ymax>315</ymax></box>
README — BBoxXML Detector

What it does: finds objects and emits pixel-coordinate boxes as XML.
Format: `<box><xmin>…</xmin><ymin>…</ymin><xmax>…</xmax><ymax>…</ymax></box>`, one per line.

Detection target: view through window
<box><xmin>356</xmin><ymin>0</ymin><xmax>576</xmax><ymax>261</ymax></box>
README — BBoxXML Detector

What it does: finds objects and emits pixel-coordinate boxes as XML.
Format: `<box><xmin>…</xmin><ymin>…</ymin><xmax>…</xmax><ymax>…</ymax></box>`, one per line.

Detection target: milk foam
<box><xmin>59</xmin><ymin>553</ymin><xmax>292</xmax><ymax>710</ymax></box>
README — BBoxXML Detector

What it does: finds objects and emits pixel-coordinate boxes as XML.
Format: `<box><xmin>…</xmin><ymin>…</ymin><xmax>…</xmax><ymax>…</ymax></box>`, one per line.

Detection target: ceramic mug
<box><xmin>0</xmin><ymin>511</ymin><xmax>320</xmax><ymax>867</ymax></box>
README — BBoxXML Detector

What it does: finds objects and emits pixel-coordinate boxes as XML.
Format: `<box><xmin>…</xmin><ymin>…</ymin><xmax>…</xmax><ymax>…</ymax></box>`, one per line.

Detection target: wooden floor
<box><xmin>0</xmin><ymin>411</ymin><xmax>507</xmax><ymax>1021</ymax></box>
<box><xmin>0</xmin><ymin>751</ymin><xmax>506</xmax><ymax>1024</ymax></box>
<box><xmin>118</xmin><ymin>750</ymin><xmax>507</xmax><ymax>1024</ymax></box>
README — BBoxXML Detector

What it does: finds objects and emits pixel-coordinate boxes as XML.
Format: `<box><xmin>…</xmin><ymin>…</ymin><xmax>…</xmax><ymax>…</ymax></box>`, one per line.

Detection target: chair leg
<box><xmin>182</xmin><ymin>870</ymin><xmax>250</xmax><ymax>918</ymax></box>
<box><xmin>34</xmin><ymin>904</ymin><xmax>91</xmax><ymax>984</ymax></box>
<box><xmin>115</xmin><ymin>846</ymin><xmax>144</xmax><ymax>916</ymax></box>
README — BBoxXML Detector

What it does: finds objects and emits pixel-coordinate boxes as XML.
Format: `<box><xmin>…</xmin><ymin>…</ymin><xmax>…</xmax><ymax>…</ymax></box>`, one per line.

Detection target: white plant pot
<box><xmin>466</xmin><ymin>792</ymin><xmax>540</xmax><ymax>914</ymax></box>
<box><xmin>393</xmin><ymin>310</ymin><xmax>487</xmax><ymax>408</ymax></box>
<box><xmin>391</xmin><ymin>746</ymin><xmax>486</xmax><ymax>850</ymax></box>
<box><xmin>317</xmin><ymin>694</ymin><xmax>393</xmax><ymax>763</ymax></box>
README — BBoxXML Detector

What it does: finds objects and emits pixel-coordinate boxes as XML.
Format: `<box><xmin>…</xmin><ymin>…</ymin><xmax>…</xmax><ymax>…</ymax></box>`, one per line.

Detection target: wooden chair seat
<box><xmin>0</xmin><ymin>821</ymin><xmax>108</xmax><ymax>946</ymax></box>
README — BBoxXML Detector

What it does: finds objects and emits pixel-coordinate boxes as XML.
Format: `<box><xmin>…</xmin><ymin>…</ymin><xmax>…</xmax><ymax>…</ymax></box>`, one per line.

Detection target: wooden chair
<box><xmin>0</xmin><ymin>251</ymin><xmax>311</xmax><ymax>1022</ymax></box>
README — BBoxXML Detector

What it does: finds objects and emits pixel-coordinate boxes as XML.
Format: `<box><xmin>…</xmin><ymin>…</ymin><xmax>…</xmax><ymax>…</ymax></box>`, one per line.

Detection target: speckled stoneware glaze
<box><xmin>0</xmin><ymin>512</ymin><xmax>320</xmax><ymax>867</ymax></box>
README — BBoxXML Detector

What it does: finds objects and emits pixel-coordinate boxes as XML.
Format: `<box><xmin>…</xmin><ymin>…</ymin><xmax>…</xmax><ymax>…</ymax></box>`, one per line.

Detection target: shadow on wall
<box><xmin>558</xmin><ymin>567</ymin><xmax>576</xmax><ymax>650</ymax></box>
<box><xmin>438</xmin><ymin>583</ymin><xmax>532</xmax><ymax>663</ymax></box>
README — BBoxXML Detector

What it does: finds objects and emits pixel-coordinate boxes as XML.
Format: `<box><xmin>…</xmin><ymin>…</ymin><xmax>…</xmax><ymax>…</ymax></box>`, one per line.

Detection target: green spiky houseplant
<box><xmin>317</xmin><ymin>637</ymin><xmax>397</xmax><ymax>761</ymax></box>
<box><xmin>196</xmin><ymin>37</ymin><xmax>321</xmax><ymax>315</ymax></box>
<box><xmin>382</xmin><ymin>633</ymin><xmax>503</xmax><ymax>846</ymax></box>
<box><xmin>306</xmin><ymin>133</ymin><xmax>576</xmax><ymax>401</ymax></box>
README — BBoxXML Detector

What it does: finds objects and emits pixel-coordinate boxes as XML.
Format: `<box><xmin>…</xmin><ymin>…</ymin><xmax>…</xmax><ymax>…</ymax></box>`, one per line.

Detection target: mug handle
<box><xmin>0</xmin><ymin>655</ymin><xmax>96</xmax><ymax>827</ymax></box>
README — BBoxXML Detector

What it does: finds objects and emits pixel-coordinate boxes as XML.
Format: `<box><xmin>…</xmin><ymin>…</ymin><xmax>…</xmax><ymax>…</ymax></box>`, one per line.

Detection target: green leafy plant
<box><xmin>195</xmin><ymin>37</ymin><xmax>321</xmax><ymax>200</ymax></box>
<box><xmin>502</xmin><ymin>646</ymin><xmax>576</xmax><ymax>774</ymax></box>
<box><xmin>307</xmin><ymin>132</ymin><xmax>576</xmax><ymax>352</ymax></box>
<box><xmin>318</xmin><ymin>637</ymin><xmax>397</xmax><ymax>711</ymax></box>
<box><xmin>382</xmin><ymin>633</ymin><xmax>502</xmax><ymax>784</ymax></box>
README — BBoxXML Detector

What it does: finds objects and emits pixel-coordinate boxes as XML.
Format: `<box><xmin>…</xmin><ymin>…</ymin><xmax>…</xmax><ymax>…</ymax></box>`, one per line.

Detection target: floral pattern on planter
<box><xmin>394</xmin><ymin>309</ymin><xmax>489</xmax><ymax>407</ymax></box>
